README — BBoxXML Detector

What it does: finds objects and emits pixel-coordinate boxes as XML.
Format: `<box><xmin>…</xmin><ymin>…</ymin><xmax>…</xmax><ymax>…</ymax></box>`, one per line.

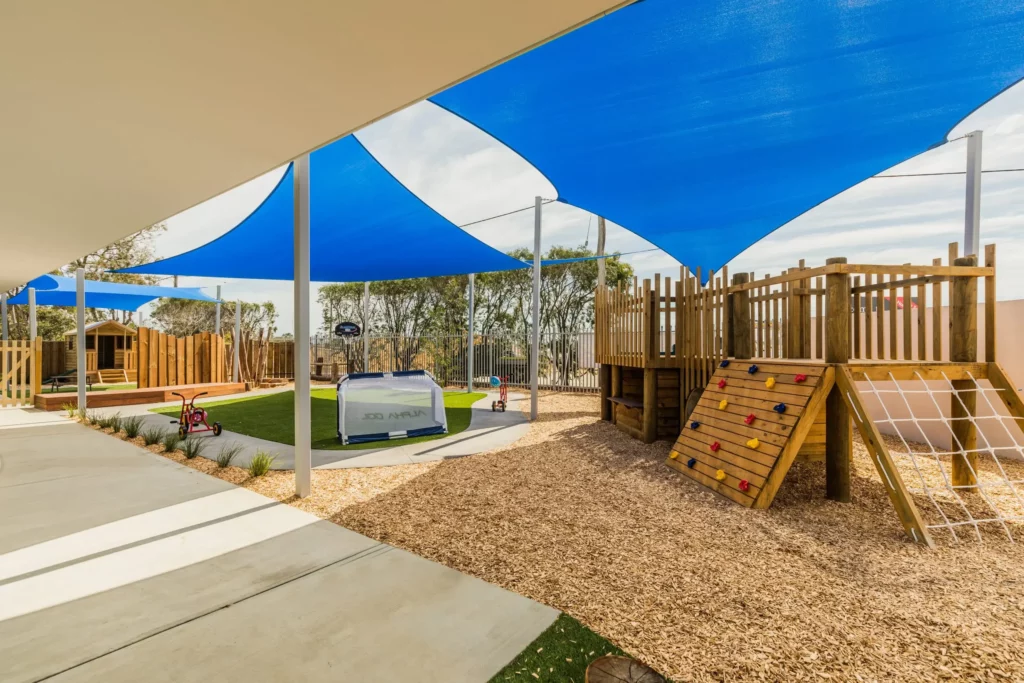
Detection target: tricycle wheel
<box><xmin>178</xmin><ymin>425</ymin><xmax>189</xmax><ymax>438</ymax></box>
<box><xmin>491</xmin><ymin>401</ymin><xmax>496</xmax><ymax>412</ymax></box>
<box><xmin>501</xmin><ymin>404</ymin><xmax>506</xmax><ymax>412</ymax></box>
<box><xmin>213</xmin><ymin>422</ymin><xmax>223</xmax><ymax>436</ymax></box>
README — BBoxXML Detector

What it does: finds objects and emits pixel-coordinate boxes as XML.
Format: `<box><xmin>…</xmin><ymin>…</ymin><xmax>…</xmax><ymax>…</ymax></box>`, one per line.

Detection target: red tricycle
<box><xmin>169</xmin><ymin>391</ymin><xmax>222</xmax><ymax>438</ymax></box>
<box><xmin>490</xmin><ymin>376</ymin><xmax>508</xmax><ymax>412</ymax></box>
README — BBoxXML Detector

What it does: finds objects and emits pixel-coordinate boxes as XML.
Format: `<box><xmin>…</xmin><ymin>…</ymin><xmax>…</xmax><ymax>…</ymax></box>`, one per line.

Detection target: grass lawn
<box><xmin>488</xmin><ymin>614</ymin><xmax>664</xmax><ymax>683</ymax></box>
<box><xmin>153</xmin><ymin>389</ymin><xmax>486</xmax><ymax>450</ymax></box>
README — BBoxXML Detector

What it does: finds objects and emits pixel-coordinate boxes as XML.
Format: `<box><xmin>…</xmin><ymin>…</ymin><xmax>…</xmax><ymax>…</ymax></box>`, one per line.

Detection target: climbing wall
<box><xmin>665</xmin><ymin>360</ymin><xmax>834</xmax><ymax>509</ymax></box>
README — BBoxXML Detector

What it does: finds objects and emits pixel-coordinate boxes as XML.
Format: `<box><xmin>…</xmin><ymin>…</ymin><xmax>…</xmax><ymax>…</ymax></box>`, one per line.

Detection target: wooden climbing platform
<box><xmin>666</xmin><ymin>360</ymin><xmax>834</xmax><ymax>509</ymax></box>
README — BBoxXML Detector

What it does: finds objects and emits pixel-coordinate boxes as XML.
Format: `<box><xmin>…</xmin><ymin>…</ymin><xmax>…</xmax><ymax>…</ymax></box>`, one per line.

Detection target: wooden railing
<box><xmin>1</xmin><ymin>339</ymin><xmax>43</xmax><ymax>407</ymax></box>
<box><xmin>595</xmin><ymin>242</ymin><xmax>997</xmax><ymax>379</ymax></box>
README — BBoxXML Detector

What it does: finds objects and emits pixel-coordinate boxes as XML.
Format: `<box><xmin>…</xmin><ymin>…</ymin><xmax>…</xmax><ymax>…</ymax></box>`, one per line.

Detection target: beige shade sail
<box><xmin>0</xmin><ymin>0</ymin><xmax>629</xmax><ymax>292</ymax></box>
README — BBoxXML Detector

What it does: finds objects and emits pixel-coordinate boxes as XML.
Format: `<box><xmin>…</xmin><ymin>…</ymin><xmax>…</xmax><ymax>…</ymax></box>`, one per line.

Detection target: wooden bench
<box><xmin>606</xmin><ymin>396</ymin><xmax>643</xmax><ymax>409</ymax></box>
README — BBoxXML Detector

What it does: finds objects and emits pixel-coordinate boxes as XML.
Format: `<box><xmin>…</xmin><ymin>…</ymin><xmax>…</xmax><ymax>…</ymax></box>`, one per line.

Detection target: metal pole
<box><xmin>233</xmin><ymin>298</ymin><xmax>241</xmax><ymax>383</ymax></box>
<box><xmin>293</xmin><ymin>154</ymin><xmax>312</xmax><ymax>498</ymax></box>
<box><xmin>1</xmin><ymin>293</ymin><xmax>7</xmax><ymax>340</ymax></box>
<box><xmin>596</xmin><ymin>216</ymin><xmax>607</xmax><ymax>289</ymax></box>
<box><xmin>363</xmin><ymin>281</ymin><xmax>370</xmax><ymax>372</ymax></box>
<box><xmin>76</xmin><ymin>268</ymin><xmax>86</xmax><ymax>410</ymax></box>
<box><xmin>28</xmin><ymin>288</ymin><xmax>36</xmax><ymax>340</ymax></box>
<box><xmin>215</xmin><ymin>285</ymin><xmax>222</xmax><ymax>334</ymax></box>
<box><xmin>964</xmin><ymin>130</ymin><xmax>983</xmax><ymax>257</ymax></box>
<box><xmin>531</xmin><ymin>196</ymin><xmax>542</xmax><ymax>420</ymax></box>
<box><xmin>467</xmin><ymin>273</ymin><xmax>475</xmax><ymax>392</ymax></box>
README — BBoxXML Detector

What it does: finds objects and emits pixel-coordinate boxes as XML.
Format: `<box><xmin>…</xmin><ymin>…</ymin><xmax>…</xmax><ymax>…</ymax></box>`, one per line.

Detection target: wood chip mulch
<box><xmin>83</xmin><ymin>397</ymin><xmax>1024</xmax><ymax>681</ymax></box>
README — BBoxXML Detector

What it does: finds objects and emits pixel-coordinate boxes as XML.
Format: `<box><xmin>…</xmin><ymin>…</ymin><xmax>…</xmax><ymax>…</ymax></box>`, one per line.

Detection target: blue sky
<box><xmin>151</xmin><ymin>82</ymin><xmax>1024</xmax><ymax>334</ymax></box>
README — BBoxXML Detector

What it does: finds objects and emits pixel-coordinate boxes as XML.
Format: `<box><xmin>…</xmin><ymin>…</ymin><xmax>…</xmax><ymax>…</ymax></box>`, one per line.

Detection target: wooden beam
<box><xmin>986</xmin><ymin>362</ymin><xmax>1024</xmax><ymax>428</ymax></box>
<box><xmin>951</xmin><ymin>255</ymin><xmax>979</xmax><ymax>488</ymax></box>
<box><xmin>599</xmin><ymin>363</ymin><xmax>611</xmax><ymax>421</ymax></box>
<box><xmin>835</xmin><ymin>366</ymin><xmax>934</xmax><ymax>547</ymax></box>
<box><xmin>846</xmin><ymin>362</ymin><xmax>988</xmax><ymax>382</ymax></box>
<box><xmin>642</xmin><ymin>367</ymin><xmax>657</xmax><ymax>444</ymax></box>
<box><xmin>825</xmin><ymin>257</ymin><xmax>852</xmax><ymax>502</ymax></box>
<box><xmin>985</xmin><ymin>244</ymin><xmax>996</xmax><ymax>363</ymax></box>
<box><xmin>851</xmin><ymin>274</ymin><xmax>950</xmax><ymax>294</ymax></box>
<box><xmin>730</xmin><ymin>272</ymin><xmax>751</xmax><ymax>359</ymax></box>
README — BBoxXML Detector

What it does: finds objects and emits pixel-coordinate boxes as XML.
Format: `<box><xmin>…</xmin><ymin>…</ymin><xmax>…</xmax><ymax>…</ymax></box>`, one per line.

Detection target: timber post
<box><xmin>642</xmin><ymin>282</ymin><xmax>657</xmax><ymax>443</ymax></box>
<box><xmin>729</xmin><ymin>273</ymin><xmax>751</xmax><ymax>359</ymax></box>
<box><xmin>825</xmin><ymin>256</ymin><xmax>852</xmax><ymax>502</ymax></box>
<box><xmin>599</xmin><ymin>363</ymin><xmax>611</xmax><ymax>421</ymax></box>
<box><xmin>951</xmin><ymin>254</ymin><xmax>979</xmax><ymax>487</ymax></box>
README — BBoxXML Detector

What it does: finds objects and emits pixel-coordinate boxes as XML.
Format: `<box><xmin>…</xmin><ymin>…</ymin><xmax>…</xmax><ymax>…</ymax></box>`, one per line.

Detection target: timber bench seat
<box><xmin>606</xmin><ymin>396</ymin><xmax>643</xmax><ymax>409</ymax></box>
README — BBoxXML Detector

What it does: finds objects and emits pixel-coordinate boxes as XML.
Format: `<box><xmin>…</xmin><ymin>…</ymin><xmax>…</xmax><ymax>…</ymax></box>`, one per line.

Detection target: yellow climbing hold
<box><xmin>765</xmin><ymin>377</ymin><xmax>776</xmax><ymax>389</ymax></box>
<box><xmin>719</xmin><ymin>399</ymin><xmax>728</xmax><ymax>410</ymax></box>
<box><xmin>715</xmin><ymin>469</ymin><xmax>727</xmax><ymax>481</ymax></box>
<box><xmin>669</xmin><ymin>451</ymin><xmax>679</xmax><ymax>460</ymax></box>
<box><xmin>746</xmin><ymin>438</ymin><xmax>760</xmax><ymax>449</ymax></box>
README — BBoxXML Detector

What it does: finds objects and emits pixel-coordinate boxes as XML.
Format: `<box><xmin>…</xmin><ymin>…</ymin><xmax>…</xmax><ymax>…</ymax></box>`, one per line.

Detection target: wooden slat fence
<box><xmin>136</xmin><ymin>327</ymin><xmax>228</xmax><ymax>388</ymax></box>
<box><xmin>1</xmin><ymin>339</ymin><xmax>43</xmax><ymax>407</ymax></box>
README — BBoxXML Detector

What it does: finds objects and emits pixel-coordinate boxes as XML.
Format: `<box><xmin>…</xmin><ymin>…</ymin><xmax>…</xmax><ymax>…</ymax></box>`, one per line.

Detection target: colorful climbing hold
<box><xmin>744</xmin><ymin>413</ymin><xmax>756</xmax><ymax>425</ymax></box>
<box><xmin>719</xmin><ymin>399</ymin><xmax>728</xmax><ymax>410</ymax></box>
<box><xmin>794</xmin><ymin>373</ymin><xmax>807</xmax><ymax>383</ymax></box>
<box><xmin>710</xmin><ymin>441</ymin><xmax>721</xmax><ymax>452</ymax></box>
<box><xmin>739</xmin><ymin>479</ymin><xmax>750</xmax><ymax>492</ymax></box>
<box><xmin>773</xmin><ymin>403</ymin><xmax>787</xmax><ymax>413</ymax></box>
<box><xmin>747</xmin><ymin>364</ymin><xmax>759</xmax><ymax>375</ymax></box>
<box><xmin>720</xmin><ymin>360</ymin><xmax>730</xmax><ymax>367</ymax></box>
<box><xmin>717</xmin><ymin>378</ymin><xmax>727</xmax><ymax>389</ymax></box>
<box><xmin>715</xmin><ymin>469</ymin><xmax>727</xmax><ymax>481</ymax></box>
<box><xmin>669</xmin><ymin>451</ymin><xmax>679</xmax><ymax>460</ymax></box>
<box><xmin>687</xmin><ymin>458</ymin><xmax>697</xmax><ymax>468</ymax></box>
<box><xmin>690</xmin><ymin>420</ymin><xmax>700</xmax><ymax>430</ymax></box>
<box><xmin>765</xmin><ymin>377</ymin><xmax>776</xmax><ymax>389</ymax></box>
<box><xmin>746</xmin><ymin>437</ymin><xmax>760</xmax><ymax>449</ymax></box>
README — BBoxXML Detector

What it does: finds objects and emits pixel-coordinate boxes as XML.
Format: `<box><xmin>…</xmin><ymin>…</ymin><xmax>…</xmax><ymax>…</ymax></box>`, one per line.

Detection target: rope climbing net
<box><xmin>858</xmin><ymin>370</ymin><xmax>1024</xmax><ymax>543</ymax></box>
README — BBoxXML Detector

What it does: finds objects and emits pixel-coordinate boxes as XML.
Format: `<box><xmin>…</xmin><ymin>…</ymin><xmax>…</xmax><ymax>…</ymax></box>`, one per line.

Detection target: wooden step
<box><xmin>97</xmin><ymin>369</ymin><xmax>128</xmax><ymax>384</ymax></box>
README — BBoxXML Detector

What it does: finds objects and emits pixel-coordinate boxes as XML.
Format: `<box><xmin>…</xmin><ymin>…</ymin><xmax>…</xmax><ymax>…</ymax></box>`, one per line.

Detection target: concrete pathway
<box><xmin>0</xmin><ymin>417</ymin><xmax>555</xmax><ymax>682</ymax></box>
<box><xmin>101</xmin><ymin>390</ymin><xmax>529</xmax><ymax>470</ymax></box>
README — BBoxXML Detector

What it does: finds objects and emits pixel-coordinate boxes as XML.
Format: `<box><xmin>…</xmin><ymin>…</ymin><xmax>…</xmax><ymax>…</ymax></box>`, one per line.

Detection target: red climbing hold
<box><xmin>795</xmin><ymin>373</ymin><xmax>807</xmax><ymax>383</ymax></box>
<box><xmin>744</xmin><ymin>413</ymin><xmax>755</xmax><ymax>425</ymax></box>
<box><xmin>739</xmin><ymin>480</ymin><xmax>750</xmax><ymax>492</ymax></box>
<box><xmin>717</xmin><ymin>378</ymin><xmax>727</xmax><ymax>389</ymax></box>
<box><xmin>710</xmin><ymin>441</ymin><xmax>721</xmax><ymax>452</ymax></box>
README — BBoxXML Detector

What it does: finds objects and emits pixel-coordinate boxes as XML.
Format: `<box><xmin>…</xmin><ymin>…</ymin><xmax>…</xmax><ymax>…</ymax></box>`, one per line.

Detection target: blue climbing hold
<box><xmin>687</xmin><ymin>458</ymin><xmax>697</xmax><ymax>468</ymax></box>
<box><xmin>719</xmin><ymin>360</ymin><xmax>730</xmax><ymax>368</ymax></box>
<box><xmin>773</xmin><ymin>403</ymin><xmax>787</xmax><ymax>414</ymax></box>
<box><xmin>690</xmin><ymin>421</ymin><xmax>700</xmax><ymax>430</ymax></box>
<box><xmin>748</xmin><ymin>364</ymin><xmax>759</xmax><ymax>374</ymax></box>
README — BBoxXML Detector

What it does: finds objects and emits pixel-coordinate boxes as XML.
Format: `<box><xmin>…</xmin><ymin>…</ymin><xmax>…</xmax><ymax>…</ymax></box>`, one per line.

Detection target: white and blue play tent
<box><xmin>336</xmin><ymin>370</ymin><xmax>447</xmax><ymax>445</ymax></box>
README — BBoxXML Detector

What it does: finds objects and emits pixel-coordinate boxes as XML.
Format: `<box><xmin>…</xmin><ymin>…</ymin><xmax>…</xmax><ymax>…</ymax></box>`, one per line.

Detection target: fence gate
<box><xmin>1</xmin><ymin>339</ymin><xmax>42</xmax><ymax>408</ymax></box>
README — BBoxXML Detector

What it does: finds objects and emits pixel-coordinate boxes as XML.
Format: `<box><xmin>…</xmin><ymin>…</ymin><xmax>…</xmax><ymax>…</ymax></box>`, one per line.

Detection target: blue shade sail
<box><xmin>120</xmin><ymin>137</ymin><xmax>528</xmax><ymax>282</ymax></box>
<box><xmin>433</xmin><ymin>0</ymin><xmax>1024</xmax><ymax>273</ymax></box>
<box><xmin>9</xmin><ymin>275</ymin><xmax>219</xmax><ymax>311</ymax></box>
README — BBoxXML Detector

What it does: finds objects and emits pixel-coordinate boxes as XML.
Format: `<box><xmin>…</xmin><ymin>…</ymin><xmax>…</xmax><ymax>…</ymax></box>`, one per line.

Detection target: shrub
<box><xmin>181</xmin><ymin>437</ymin><xmax>207</xmax><ymax>460</ymax></box>
<box><xmin>248</xmin><ymin>450</ymin><xmax>276</xmax><ymax>477</ymax></box>
<box><xmin>62</xmin><ymin>402</ymin><xmax>77</xmax><ymax>419</ymax></box>
<box><xmin>92</xmin><ymin>413</ymin><xmax>110</xmax><ymax>429</ymax></box>
<box><xmin>77</xmin><ymin>407</ymin><xmax>88</xmax><ymax>422</ymax></box>
<box><xmin>122</xmin><ymin>415</ymin><xmax>145</xmax><ymax>439</ymax></box>
<box><xmin>141</xmin><ymin>428</ymin><xmax>165</xmax><ymax>446</ymax></box>
<box><xmin>216</xmin><ymin>443</ymin><xmax>244</xmax><ymax>469</ymax></box>
<box><xmin>161</xmin><ymin>431</ymin><xmax>184</xmax><ymax>453</ymax></box>
<box><xmin>107</xmin><ymin>413</ymin><xmax>123</xmax><ymax>433</ymax></box>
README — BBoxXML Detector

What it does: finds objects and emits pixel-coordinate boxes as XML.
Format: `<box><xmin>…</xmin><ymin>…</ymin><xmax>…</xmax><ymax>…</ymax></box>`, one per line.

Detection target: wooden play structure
<box><xmin>597</xmin><ymin>243</ymin><xmax>1024</xmax><ymax>545</ymax></box>
<box><xmin>63</xmin><ymin>320</ymin><xmax>137</xmax><ymax>384</ymax></box>
<box><xmin>136</xmin><ymin>327</ymin><xmax>230</xmax><ymax>388</ymax></box>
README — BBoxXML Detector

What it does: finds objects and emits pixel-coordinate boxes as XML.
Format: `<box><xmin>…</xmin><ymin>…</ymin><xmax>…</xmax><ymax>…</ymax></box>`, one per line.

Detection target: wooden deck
<box><xmin>34</xmin><ymin>382</ymin><xmax>246</xmax><ymax>411</ymax></box>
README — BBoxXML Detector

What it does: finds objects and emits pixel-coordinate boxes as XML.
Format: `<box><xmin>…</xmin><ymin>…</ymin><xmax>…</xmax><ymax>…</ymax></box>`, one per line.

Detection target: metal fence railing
<box><xmin>306</xmin><ymin>331</ymin><xmax>598</xmax><ymax>393</ymax></box>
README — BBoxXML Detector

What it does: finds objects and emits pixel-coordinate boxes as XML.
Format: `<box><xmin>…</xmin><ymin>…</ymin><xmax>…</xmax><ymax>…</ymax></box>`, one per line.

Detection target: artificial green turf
<box><xmin>488</xmin><ymin>614</ymin><xmax>637</xmax><ymax>683</ymax></box>
<box><xmin>153</xmin><ymin>389</ymin><xmax>486</xmax><ymax>450</ymax></box>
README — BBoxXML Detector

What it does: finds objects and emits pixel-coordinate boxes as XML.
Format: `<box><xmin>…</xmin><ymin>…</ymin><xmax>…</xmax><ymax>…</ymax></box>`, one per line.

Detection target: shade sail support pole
<box><xmin>233</xmin><ymin>299</ymin><xmax>241</xmax><ymax>383</ymax></box>
<box><xmin>363</xmin><ymin>281</ymin><xmax>370</xmax><ymax>373</ymax></box>
<box><xmin>76</xmin><ymin>269</ymin><xmax>86</xmax><ymax>410</ymax></box>
<box><xmin>596</xmin><ymin>216</ymin><xmax>607</xmax><ymax>289</ymax></box>
<box><xmin>215</xmin><ymin>285</ymin><xmax>222</xmax><ymax>334</ymax></box>
<box><xmin>28</xmin><ymin>288</ymin><xmax>36</xmax><ymax>340</ymax></box>
<box><xmin>467</xmin><ymin>273</ymin><xmax>475</xmax><ymax>393</ymax></box>
<box><xmin>531</xmin><ymin>196</ymin><xmax>542</xmax><ymax>421</ymax></box>
<box><xmin>965</xmin><ymin>130</ymin><xmax>982</xmax><ymax>257</ymax></box>
<box><xmin>294</xmin><ymin>154</ymin><xmax>312</xmax><ymax>498</ymax></box>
